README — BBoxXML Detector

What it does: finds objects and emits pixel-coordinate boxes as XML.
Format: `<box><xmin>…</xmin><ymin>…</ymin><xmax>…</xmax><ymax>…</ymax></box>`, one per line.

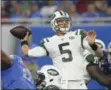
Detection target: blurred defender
<box><xmin>1</xmin><ymin>50</ymin><xmax>36</xmax><ymax>89</ymax></box>
<box><xmin>35</xmin><ymin>51</ymin><xmax>111</xmax><ymax>90</ymax></box>
<box><xmin>35</xmin><ymin>65</ymin><xmax>62</xmax><ymax>90</ymax></box>
<box><xmin>95</xmin><ymin>39</ymin><xmax>111</xmax><ymax>75</ymax></box>
<box><xmin>20</xmin><ymin>10</ymin><xmax>111</xmax><ymax>89</ymax></box>
<box><xmin>85</xmin><ymin>39</ymin><xmax>111</xmax><ymax>90</ymax></box>
<box><xmin>96</xmin><ymin>40</ymin><xmax>111</xmax><ymax>90</ymax></box>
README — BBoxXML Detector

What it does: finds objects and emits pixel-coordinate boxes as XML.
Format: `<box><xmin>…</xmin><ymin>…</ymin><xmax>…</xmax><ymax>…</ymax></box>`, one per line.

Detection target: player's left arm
<box><xmin>83</xmin><ymin>50</ymin><xmax>111</xmax><ymax>88</ymax></box>
<box><xmin>79</xmin><ymin>30</ymin><xmax>102</xmax><ymax>57</ymax></box>
<box><xmin>1</xmin><ymin>50</ymin><xmax>13</xmax><ymax>70</ymax></box>
<box><xmin>87</xmin><ymin>30</ymin><xmax>103</xmax><ymax>57</ymax></box>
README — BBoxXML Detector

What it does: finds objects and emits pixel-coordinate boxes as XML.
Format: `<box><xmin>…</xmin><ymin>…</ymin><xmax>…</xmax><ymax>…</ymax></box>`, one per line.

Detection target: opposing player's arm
<box><xmin>1</xmin><ymin>50</ymin><xmax>13</xmax><ymax>70</ymax></box>
<box><xmin>83</xmin><ymin>50</ymin><xmax>111</xmax><ymax>88</ymax></box>
<box><xmin>76</xmin><ymin>29</ymin><xmax>102</xmax><ymax>57</ymax></box>
<box><xmin>87</xmin><ymin>65</ymin><xmax>111</xmax><ymax>88</ymax></box>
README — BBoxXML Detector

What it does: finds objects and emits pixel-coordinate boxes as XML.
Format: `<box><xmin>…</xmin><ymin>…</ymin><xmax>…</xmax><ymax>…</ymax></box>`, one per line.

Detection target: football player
<box><xmin>83</xmin><ymin>49</ymin><xmax>111</xmax><ymax>89</ymax></box>
<box><xmin>1</xmin><ymin>50</ymin><xmax>36</xmax><ymax>89</ymax></box>
<box><xmin>21</xmin><ymin>10</ymin><xmax>103</xmax><ymax>89</ymax></box>
<box><xmin>35</xmin><ymin>65</ymin><xmax>62</xmax><ymax>90</ymax></box>
<box><xmin>94</xmin><ymin>39</ymin><xmax>111</xmax><ymax>90</ymax></box>
<box><xmin>83</xmin><ymin>39</ymin><xmax>106</xmax><ymax>84</ymax></box>
<box><xmin>95</xmin><ymin>39</ymin><xmax>111</xmax><ymax>75</ymax></box>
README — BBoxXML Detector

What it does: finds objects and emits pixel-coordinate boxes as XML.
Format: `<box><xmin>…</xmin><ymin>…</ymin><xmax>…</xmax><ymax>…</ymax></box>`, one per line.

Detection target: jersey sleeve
<box><xmin>28</xmin><ymin>38</ymin><xmax>50</xmax><ymax>57</ymax></box>
<box><xmin>83</xmin><ymin>49</ymin><xmax>99</xmax><ymax>65</ymax></box>
<box><xmin>75</xmin><ymin>29</ymin><xmax>95</xmax><ymax>54</ymax></box>
<box><xmin>40</xmin><ymin>38</ymin><xmax>50</xmax><ymax>56</ymax></box>
<box><xmin>28</xmin><ymin>46</ymin><xmax>47</xmax><ymax>57</ymax></box>
<box><xmin>75</xmin><ymin>29</ymin><xmax>87</xmax><ymax>48</ymax></box>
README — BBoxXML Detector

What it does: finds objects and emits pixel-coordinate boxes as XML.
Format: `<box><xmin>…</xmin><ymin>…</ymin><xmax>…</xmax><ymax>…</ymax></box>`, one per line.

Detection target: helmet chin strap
<box><xmin>55</xmin><ymin>27</ymin><xmax>69</xmax><ymax>34</ymax></box>
<box><xmin>60</xmin><ymin>28</ymin><xmax>69</xmax><ymax>33</ymax></box>
<box><xmin>59</xmin><ymin>23</ymin><xmax>71</xmax><ymax>33</ymax></box>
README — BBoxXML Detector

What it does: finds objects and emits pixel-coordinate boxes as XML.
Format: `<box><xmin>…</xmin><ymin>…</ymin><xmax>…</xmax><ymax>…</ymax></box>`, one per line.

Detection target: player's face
<box><xmin>55</xmin><ymin>18</ymin><xmax>69</xmax><ymax>29</ymax></box>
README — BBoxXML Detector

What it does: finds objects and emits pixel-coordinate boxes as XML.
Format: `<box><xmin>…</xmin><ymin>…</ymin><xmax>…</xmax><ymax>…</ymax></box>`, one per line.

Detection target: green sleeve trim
<box><xmin>80</xmin><ymin>30</ymin><xmax>87</xmax><ymax>40</ymax></box>
<box><xmin>75</xmin><ymin>30</ymin><xmax>78</xmax><ymax>35</ymax></box>
<box><xmin>86</xmin><ymin>54</ymin><xmax>95</xmax><ymax>63</ymax></box>
<box><xmin>80</xmin><ymin>30</ymin><xmax>87</xmax><ymax>49</ymax></box>
<box><xmin>86</xmin><ymin>54</ymin><xmax>99</xmax><ymax>64</ymax></box>
<box><xmin>40</xmin><ymin>42</ymin><xmax>49</xmax><ymax>56</ymax></box>
<box><xmin>75</xmin><ymin>30</ymin><xmax>87</xmax><ymax>48</ymax></box>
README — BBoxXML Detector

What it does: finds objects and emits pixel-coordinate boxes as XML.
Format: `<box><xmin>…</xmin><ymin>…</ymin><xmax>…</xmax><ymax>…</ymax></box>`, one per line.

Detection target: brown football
<box><xmin>10</xmin><ymin>25</ymin><xmax>31</xmax><ymax>39</ymax></box>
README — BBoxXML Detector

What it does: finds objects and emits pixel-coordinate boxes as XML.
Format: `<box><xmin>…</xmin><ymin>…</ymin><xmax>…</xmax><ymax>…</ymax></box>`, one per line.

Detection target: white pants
<box><xmin>61</xmin><ymin>80</ymin><xmax>87</xmax><ymax>89</ymax></box>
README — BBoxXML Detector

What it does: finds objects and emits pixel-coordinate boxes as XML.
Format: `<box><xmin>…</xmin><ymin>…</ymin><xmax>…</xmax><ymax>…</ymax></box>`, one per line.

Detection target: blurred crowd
<box><xmin>1</xmin><ymin>0</ymin><xmax>111</xmax><ymax>24</ymax></box>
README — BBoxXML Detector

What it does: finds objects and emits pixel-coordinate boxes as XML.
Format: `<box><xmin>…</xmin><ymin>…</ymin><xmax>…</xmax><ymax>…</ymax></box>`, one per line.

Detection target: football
<box><xmin>10</xmin><ymin>25</ymin><xmax>31</xmax><ymax>39</ymax></box>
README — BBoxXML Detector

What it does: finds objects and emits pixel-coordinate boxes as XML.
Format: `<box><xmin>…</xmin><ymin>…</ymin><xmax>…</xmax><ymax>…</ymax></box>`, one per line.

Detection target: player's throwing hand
<box><xmin>21</xmin><ymin>32</ymin><xmax>30</xmax><ymax>42</ymax></box>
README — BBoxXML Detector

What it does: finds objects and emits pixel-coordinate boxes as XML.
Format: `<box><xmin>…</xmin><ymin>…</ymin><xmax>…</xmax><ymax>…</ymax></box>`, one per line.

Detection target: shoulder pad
<box><xmin>75</xmin><ymin>29</ymin><xmax>86</xmax><ymax>35</ymax></box>
<box><xmin>41</xmin><ymin>38</ymin><xmax>50</xmax><ymax>44</ymax></box>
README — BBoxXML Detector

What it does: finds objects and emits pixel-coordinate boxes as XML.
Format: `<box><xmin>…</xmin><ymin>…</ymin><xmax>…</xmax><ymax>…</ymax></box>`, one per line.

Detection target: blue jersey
<box><xmin>1</xmin><ymin>55</ymin><xmax>36</xmax><ymax>89</ymax></box>
<box><xmin>99</xmin><ymin>51</ymin><xmax>111</xmax><ymax>74</ymax></box>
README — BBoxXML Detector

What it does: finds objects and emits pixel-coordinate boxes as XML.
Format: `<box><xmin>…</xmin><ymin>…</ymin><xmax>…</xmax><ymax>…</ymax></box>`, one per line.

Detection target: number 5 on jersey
<box><xmin>59</xmin><ymin>42</ymin><xmax>73</xmax><ymax>62</ymax></box>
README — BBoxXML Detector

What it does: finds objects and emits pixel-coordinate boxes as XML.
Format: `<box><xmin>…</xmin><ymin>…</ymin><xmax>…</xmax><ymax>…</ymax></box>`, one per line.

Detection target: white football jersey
<box><xmin>37</xmin><ymin>65</ymin><xmax>62</xmax><ymax>89</ymax></box>
<box><xmin>41</xmin><ymin>29</ymin><xmax>90</xmax><ymax>80</ymax></box>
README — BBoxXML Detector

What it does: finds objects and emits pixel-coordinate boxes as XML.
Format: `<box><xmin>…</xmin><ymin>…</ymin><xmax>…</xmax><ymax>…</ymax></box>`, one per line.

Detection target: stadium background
<box><xmin>1</xmin><ymin>0</ymin><xmax>111</xmax><ymax>89</ymax></box>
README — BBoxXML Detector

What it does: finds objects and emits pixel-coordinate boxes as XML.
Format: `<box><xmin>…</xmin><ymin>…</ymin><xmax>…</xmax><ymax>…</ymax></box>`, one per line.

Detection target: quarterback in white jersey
<box><xmin>21</xmin><ymin>10</ymin><xmax>102</xmax><ymax>89</ymax></box>
<box><xmin>36</xmin><ymin>65</ymin><xmax>62</xmax><ymax>90</ymax></box>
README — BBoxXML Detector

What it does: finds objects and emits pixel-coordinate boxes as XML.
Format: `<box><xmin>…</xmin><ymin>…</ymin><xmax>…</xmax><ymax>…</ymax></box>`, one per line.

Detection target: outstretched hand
<box><xmin>87</xmin><ymin>30</ymin><xmax>96</xmax><ymax>45</ymax></box>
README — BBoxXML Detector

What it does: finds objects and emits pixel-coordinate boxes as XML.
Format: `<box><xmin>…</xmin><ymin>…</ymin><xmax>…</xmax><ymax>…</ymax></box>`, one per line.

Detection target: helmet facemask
<box><xmin>52</xmin><ymin>17</ymin><xmax>71</xmax><ymax>34</ymax></box>
<box><xmin>50</xmin><ymin>11</ymin><xmax>72</xmax><ymax>34</ymax></box>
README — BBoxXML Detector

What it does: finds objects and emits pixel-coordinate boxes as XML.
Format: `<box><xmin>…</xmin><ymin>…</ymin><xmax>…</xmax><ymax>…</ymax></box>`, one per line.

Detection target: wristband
<box><xmin>21</xmin><ymin>41</ymin><xmax>28</xmax><ymax>46</ymax></box>
<box><xmin>90</xmin><ymin>43</ymin><xmax>98</xmax><ymax>51</ymax></box>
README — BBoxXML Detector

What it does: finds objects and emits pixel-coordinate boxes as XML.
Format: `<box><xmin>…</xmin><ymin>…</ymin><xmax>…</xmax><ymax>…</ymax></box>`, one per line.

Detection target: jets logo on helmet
<box><xmin>50</xmin><ymin>10</ymin><xmax>72</xmax><ymax>34</ymax></box>
<box><xmin>47</xmin><ymin>69</ymin><xmax>59</xmax><ymax>76</ymax></box>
